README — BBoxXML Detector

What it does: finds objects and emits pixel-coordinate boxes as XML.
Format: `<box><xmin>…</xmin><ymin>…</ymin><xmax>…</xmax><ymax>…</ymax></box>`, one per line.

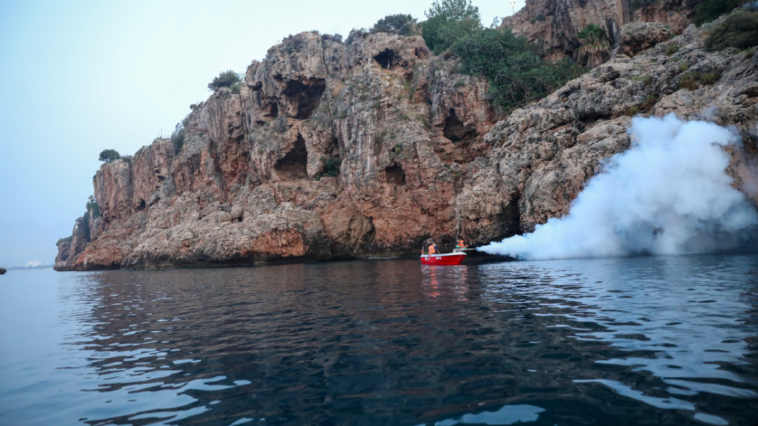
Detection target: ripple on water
<box><xmin>0</xmin><ymin>254</ymin><xmax>756</xmax><ymax>425</ymax></box>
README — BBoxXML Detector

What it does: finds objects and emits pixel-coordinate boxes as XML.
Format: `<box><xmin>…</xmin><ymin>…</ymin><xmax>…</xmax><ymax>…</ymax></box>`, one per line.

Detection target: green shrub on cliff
<box><xmin>453</xmin><ymin>27</ymin><xmax>585</xmax><ymax>111</ymax></box>
<box><xmin>86</xmin><ymin>195</ymin><xmax>100</xmax><ymax>220</ymax></box>
<box><xmin>705</xmin><ymin>10</ymin><xmax>758</xmax><ymax>51</ymax></box>
<box><xmin>320</xmin><ymin>156</ymin><xmax>342</xmax><ymax>177</ymax></box>
<box><xmin>171</xmin><ymin>122</ymin><xmax>186</xmax><ymax>153</ymax></box>
<box><xmin>98</xmin><ymin>149</ymin><xmax>121</xmax><ymax>163</ymax></box>
<box><xmin>372</xmin><ymin>14</ymin><xmax>419</xmax><ymax>36</ymax></box>
<box><xmin>578</xmin><ymin>23</ymin><xmax>608</xmax><ymax>48</ymax></box>
<box><xmin>694</xmin><ymin>0</ymin><xmax>750</xmax><ymax>25</ymax></box>
<box><xmin>208</xmin><ymin>70</ymin><xmax>241</xmax><ymax>91</ymax></box>
<box><xmin>421</xmin><ymin>0</ymin><xmax>482</xmax><ymax>54</ymax></box>
<box><xmin>56</xmin><ymin>236</ymin><xmax>72</xmax><ymax>246</ymax></box>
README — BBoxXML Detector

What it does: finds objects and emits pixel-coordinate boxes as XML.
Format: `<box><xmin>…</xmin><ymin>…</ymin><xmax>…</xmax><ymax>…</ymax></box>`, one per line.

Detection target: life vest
<box><xmin>428</xmin><ymin>245</ymin><xmax>437</xmax><ymax>254</ymax></box>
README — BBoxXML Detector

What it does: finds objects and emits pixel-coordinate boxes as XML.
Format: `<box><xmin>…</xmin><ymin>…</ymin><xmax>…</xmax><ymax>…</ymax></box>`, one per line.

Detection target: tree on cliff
<box><xmin>454</xmin><ymin>27</ymin><xmax>584</xmax><ymax>112</ymax></box>
<box><xmin>422</xmin><ymin>0</ymin><xmax>482</xmax><ymax>54</ymax></box>
<box><xmin>371</xmin><ymin>14</ymin><xmax>419</xmax><ymax>36</ymax></box>
<box><xmin>578</xmin><ymin>23</ymin><xmax>609</xmax><ymax>48</ymax></box>
<box><xmin>208</xmin><ymin>70</ymin><xmax>241</xmax><ymax>91</ymax></box>
<box><xmin>98</xmin><ymin>149</ymin><xmax>121</xmax><ymax>163</ymax></box>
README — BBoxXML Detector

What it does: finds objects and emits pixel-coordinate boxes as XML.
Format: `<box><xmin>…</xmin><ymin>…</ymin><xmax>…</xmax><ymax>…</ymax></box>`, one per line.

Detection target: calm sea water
<box><xmin>1</xmin><ymin>254</ymin><xmax>757</xmax><ymax>426</ymax></box>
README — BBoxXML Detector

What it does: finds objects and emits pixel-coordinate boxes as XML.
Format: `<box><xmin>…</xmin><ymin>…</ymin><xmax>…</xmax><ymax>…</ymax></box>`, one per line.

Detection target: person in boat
<box><xmin>456</xmin><ymin>239</ymin><xmax>467</xmax><ymax>249</ymax></box>
<box><xmin>427</xmin><ymin>241</ymin><xmax>439</xmax><ymax>255</ymax></box>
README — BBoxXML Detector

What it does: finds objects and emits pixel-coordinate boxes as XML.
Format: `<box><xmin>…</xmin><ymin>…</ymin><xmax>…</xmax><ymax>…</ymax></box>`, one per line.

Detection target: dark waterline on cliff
<box><xmin>1</xmin><ymin>254</ymin><xmax>757</xmax><ymax>425</ymax></box>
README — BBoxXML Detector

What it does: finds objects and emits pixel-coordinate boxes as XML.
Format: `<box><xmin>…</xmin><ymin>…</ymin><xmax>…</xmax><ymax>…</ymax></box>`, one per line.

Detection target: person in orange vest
<box><xmin>428</xmin><ymin>241</ymin><xmax>438</xmax><ymax>254</ymax></box>
<box><xmin>456</xmin><ymin>239</ymin><xmax>467</xmax><ymax>249</ymax></box>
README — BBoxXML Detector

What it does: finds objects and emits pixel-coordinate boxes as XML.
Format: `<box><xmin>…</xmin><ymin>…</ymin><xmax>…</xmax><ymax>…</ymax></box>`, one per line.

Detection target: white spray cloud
<box><xmin>481</xmin><ymin>114</ymin><xmax>758</xmax><ymax>260</ymax></box>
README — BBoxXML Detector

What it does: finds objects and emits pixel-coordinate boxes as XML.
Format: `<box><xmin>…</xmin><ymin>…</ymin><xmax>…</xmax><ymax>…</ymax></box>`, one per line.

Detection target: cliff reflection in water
<box><xmin>45</xmin><ymin>255</ymin><xmax>758</xmax><ymax>425</ymax></box>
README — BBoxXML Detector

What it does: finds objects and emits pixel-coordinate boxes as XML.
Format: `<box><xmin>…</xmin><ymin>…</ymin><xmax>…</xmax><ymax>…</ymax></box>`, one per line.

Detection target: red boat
<box><xmin>420</xmin><ymin>251</ymin><xmax>467</xmax><ymax>266</ymax></box>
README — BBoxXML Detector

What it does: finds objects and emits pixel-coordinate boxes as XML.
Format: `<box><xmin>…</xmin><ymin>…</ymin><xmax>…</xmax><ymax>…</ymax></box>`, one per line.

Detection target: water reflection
<box><xmin>477</xmin><ymin>256</ymin><xmax>758</xmax><ymax>425</ymax></box>
<box><xmin>421</xmin><ymin>265</ymin><xmax>469</xmax><ymax>300</ymax></box>
<box><xmin>3</xmin><ymin>254</ymin><xmax>757</xmax><ymax>425</ymax></box>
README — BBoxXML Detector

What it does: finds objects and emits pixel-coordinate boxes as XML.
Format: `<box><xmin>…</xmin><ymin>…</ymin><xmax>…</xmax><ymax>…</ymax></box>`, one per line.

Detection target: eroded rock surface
<box><xmin>500</xmin><ymin>0</ymin><xmax>692</xmax><ymax>66</ymax></box>
<box><xmin>56</xmin><ymin>19</ymin><xmax>758</xmax><ymax>270</ymax></box>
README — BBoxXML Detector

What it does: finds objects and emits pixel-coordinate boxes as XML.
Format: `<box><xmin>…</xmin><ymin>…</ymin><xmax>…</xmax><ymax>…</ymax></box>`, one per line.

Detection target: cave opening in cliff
<box><xmin>442</xmin><ymin>108</ymin><xmax>478</xmax><ymax>163</ymax></box>
<box><xmin>385</xmin><ymin>164</ymin><xmax>406</xmax><ymax>186</ymax></box>
<box><xmin>265</xmin><ymin>102</ymin><xmax>279</xmax><ymax>119</ymax></box>
<box><xmin>283</xmin><ymin>79</ymin><xmax>326</xmax><ymax>119</ymax></box>
<box><xmin>374</xmin><ymin>49</ymin><xmax>396</xmax><ymax>69</ymax></box>
<box><xmin>275</xmin><ymin>135</ymin><xmax>309</xmax><ymax>181</ymax></box>
<box><xmin>443</xmin><ymin>109</ymin><xmax>476</xmax><ymax>143</ymax></box>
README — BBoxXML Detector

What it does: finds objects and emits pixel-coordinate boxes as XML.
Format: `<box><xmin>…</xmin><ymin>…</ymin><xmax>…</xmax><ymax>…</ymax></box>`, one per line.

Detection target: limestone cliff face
<box><xmin>56</xmin><ymin>31</ymin><xmax>499</xmax><ymax>270</ymax></box>
<box><xmin>56</xmin><ymin>19</ymin><xmax>758</xmax><ymax>271</ymax></box>
<box><xmin>500</xmin><ymin>0</ymin><xmax>696</xmax><ymax>67</ymax></box>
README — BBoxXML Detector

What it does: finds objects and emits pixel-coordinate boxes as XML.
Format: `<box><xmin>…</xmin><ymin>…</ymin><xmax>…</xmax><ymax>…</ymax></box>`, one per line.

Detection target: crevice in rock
<box><xmin>275</xmin><ymin>135</ymin><xmax>309</xmax><ymax>180</ymax></box>
<box><xmin>385</xmin><ymin>164</ymin><xmax>406</xmax><ymax>186</ymax></box>
<box><xmin>328</xmin><ymin>137</ymin><xmax>341</xmax><ymax>156</ymax></box>
<box><xmin>374</xmin><ymin>49</ymin><xmax>396</xmax><ymax>69</ymax></box>
<box><xmin>283</xmin><ymin>79</ymin><xmax>326</xmax><ymax>119</ymax></box>
<box><xmin>135</xmin><ymin>199</ymin><xmax>146</xmax><ymax>212</ymax></box>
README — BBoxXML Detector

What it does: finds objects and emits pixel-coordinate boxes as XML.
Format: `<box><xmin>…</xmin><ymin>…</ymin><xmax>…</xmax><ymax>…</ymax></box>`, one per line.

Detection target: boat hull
<box><xmin>420</xmin><ymin>253</ymin><xmax>466</xmax><ymax>266</ymax></box>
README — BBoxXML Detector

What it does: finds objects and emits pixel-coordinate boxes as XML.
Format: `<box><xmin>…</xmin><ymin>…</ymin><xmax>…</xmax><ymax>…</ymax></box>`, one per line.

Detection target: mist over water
<box><xmin>481</xmin><ymin>114</ymin><xmax>758</xmax><ymax>260</ymax></box>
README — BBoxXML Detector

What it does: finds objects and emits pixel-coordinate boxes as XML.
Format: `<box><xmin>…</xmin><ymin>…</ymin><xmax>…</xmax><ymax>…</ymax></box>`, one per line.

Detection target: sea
<box><xmin>1</xmin><ymin>254</ymin><xmax>757</xmax><ymax>425</ymax></box>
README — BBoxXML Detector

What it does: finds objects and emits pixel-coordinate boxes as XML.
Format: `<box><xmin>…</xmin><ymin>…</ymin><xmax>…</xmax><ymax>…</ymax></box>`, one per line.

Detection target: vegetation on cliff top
<box><xmin>371</xmin><ymin>14</ymin><xmax>419</xmax><ymax>36</ymax></box>
<box><xmin>414</xmin><ymin>0</ymin><xmax>585</xmax><ymax>111</ymax></box>
<box><xmin>98</xmin><ymin>149</ymin><xmax>121</xmax><ymax>163</ymax></box>
<box><xmin>421</xmin><ymin>0</ymin><xmax>482</xmax><ymax>54</ymax></box>
<box><xmin>705</xmin><ymin>10</ymin><xmax>758</xmax><ymax>51</ymax></box>
<box><xmin>454</xmin><ymin>28</ymin><xmax>584</xmax><ymax>111</ymax></box>
<box><xmin>208</xmin><ymin>70</ymin><xmax>241</xmax><ymax>91</ymax></box>
<box><xmin>56</xmin><ymin>236</ymin><xmax>72</xmax><ymax>246</ymax></box>
<box><xmin>694</xmin><ymin>0</ymin><xmax>752</xmax><ymax>25</ymax></box>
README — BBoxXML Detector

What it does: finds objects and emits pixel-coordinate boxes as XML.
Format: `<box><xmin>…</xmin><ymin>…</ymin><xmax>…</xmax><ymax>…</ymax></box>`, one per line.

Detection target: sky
<box><xmin>0</xmin><ymin>0</ymin><xmax>526</xmax><ymax>267</ymax></box>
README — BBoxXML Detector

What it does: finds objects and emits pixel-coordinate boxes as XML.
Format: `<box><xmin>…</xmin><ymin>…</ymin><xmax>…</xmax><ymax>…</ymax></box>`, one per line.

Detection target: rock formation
<box><xmin>500</xmin><ymin>0</ymin><xmax>696</xmax><ymax>67</ymax></box>
<box><xmin>0</xmin><ymin>268</ymin><xmax>6</xmax><ymax>275</ymax></box>
<box><xmin>56</xmin><ymin>16</ymin><xmax>758</xmax><ymax>271</ymax></box>
<box><xmin>56</xmin><ymin>30</ymin><xmax>499</xmax><ymax>270</ymax></box>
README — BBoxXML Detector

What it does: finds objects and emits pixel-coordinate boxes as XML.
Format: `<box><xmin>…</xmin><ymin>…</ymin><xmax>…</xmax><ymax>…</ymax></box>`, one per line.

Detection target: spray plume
<box><xmin>480</xmin><ymin>114</ymin><xmax>758</xmax><ymax>260</ymax></box>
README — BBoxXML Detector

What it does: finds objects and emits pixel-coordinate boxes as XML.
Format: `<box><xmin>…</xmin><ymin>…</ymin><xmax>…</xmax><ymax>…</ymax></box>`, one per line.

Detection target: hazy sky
<box><xmin>0</xmin><ymin>0</ymin><xmax>526</xmax><ymax>267</ymax></box>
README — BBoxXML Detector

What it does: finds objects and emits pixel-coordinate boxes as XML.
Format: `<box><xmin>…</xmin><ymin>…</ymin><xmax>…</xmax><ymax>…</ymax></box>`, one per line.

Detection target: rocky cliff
<box><xmin>56</xmin><ymin>17</ymin><xmax>758</xmax><ymax>271</ymax></box>
<box><xmin>56</xmin><ymin>31</ymin><xmax>499</xmax><ymax>270</ymax></box>
<box><xmin>500</xmin><ymin>0</ymin><xmax>698</xmax><ymax>67</ymax></box>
